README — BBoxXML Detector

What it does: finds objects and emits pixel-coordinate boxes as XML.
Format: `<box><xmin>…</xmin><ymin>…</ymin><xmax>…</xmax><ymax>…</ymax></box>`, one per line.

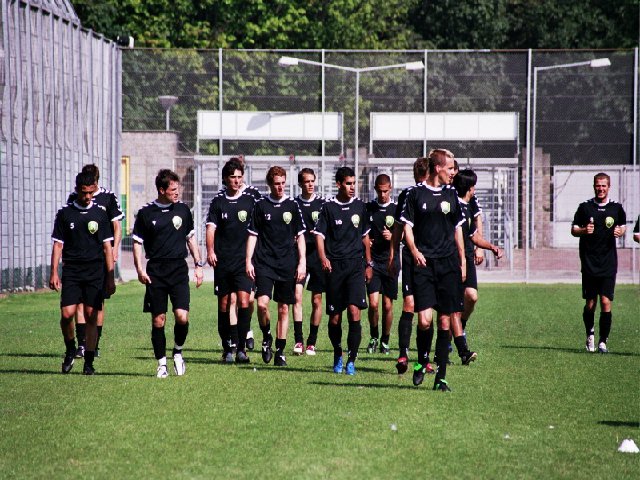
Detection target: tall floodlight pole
<box><xmin>158</xmin><ymin>95</ymin><xmax>178</xmax><ymax>131</ymax></box>
<box><xmin>530</xmin><ymin>58</ymin><xmax>611</xmax><ymax>250</ymax></box>
<box><xmin>278</xmin><ymin>56</ymin><xmax>424</xmax><ymax>189</ymax></box>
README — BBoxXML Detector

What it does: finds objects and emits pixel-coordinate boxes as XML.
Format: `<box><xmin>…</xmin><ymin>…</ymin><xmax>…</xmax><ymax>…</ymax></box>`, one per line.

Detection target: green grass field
<box><xmin>0</xmin><ymin>282</ymin><xmax>638</xmax><ymax>479</ymax></box>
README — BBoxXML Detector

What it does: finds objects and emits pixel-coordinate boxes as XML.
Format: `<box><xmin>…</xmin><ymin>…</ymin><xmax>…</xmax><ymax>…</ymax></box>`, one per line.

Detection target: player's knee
<box><xmin>600</xmin><ymin>296</ymin><xmax>612</xmax><ymax>310</ymax></box>
<box><xmin>466</xmin><ymin>289</ymin><xmax>478</xmax><ymax>304</ymax></box>
<box><xmin>403</xmin><ymin>296</ymin><xmax>414</xmax><ymax>312</ymax></box>
<box><xmin>152</xmin><ymin>313</ymin><xmax>166</xmax><ymax>328</ymax></box>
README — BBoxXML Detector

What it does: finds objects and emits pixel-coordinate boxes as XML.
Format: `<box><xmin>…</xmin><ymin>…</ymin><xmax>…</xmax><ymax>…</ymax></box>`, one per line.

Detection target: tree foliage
<box><xmin>74</xmin><ymin>0</ymin><xmax>638</xmax><ymax>49</ymax></box>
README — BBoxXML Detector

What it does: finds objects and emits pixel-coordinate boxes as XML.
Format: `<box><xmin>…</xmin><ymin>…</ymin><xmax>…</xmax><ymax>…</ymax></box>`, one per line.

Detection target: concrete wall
<box><xmin>122</xmin><ymin>131</ymin><xmax>179</xmax><ymax>220</ymax></box>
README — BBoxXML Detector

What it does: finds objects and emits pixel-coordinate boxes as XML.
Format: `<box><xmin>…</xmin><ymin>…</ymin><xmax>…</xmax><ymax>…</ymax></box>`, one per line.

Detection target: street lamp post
<box><xmin>278</xmin><ymin>56</ymin><xmax>424</xmax><ymax>188</ymax></box>
<box><xmin>529</xmin><ymin>57</ymin><xmax>611</xmax><ymax>251</ymax></box>
<box><xmin>158</xmin><ymin>95</ymin><xmax>178</xmax><ymax>131</ymax></box>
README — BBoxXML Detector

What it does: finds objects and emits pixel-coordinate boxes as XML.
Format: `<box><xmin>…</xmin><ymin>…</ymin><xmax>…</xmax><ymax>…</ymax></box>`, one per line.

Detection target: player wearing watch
<box><xmin>132</xmin><ymin>169</ymin><xmax>204</xmax><ymax>379</ymax></box>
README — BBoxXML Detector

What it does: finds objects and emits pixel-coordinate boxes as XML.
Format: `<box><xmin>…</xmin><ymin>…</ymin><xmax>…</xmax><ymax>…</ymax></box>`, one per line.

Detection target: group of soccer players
<box><xmin>50</xmin><ymin>152</ymin><xmax>632</xmax><ymax>392</ymax></box>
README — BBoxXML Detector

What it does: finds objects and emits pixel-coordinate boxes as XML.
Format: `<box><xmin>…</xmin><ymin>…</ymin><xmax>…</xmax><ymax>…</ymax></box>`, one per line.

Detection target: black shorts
<box><xmin>464</xmin><ymin>256</ymin><xmax>478</xmax><ymax>290</ymax></box>
<box><xmin>582</xmin><ymin>274</ymin><xmax>616</xmax><ymax>301</ymax></box>
<box><xmin>412</xmin><ymin>253</ymin><xmax>464</xmax><ymax>314</ymax></box>
<box><xmin>401</xmin><ymin>247</ymin><xmax>414</xmax><ymax>298</ymax></box>
<box><xmin>143</xmin><ymin>259</ymin><xmax>190</xmax><ymax>316</ymax></box>
<box><xmin>325</xmin><ymin>258</ymin><xmax>367</xmax><ymax>315</ymax></box>
<box><xmin>255</xmin><ymin>274</ymin><xmax>296</xmax><ymax>304</ymax></box>
<box><xmin>214</xmin><ymin>264</ymin><xmax>254</xmax><ymax>297</ymax></box>
<box><xmin>60</xmin><ymin>262</ymin><xmax>104</xmax><ymax>309</ymax></box>
<box><xmin>300</xmin><ymin>260</ymin><xmax>326</xmax><ymax>293</ymax></box>
<box><xmin>367</xmin><ymin>266</ymin><xmax>399</xmax><ymax>300</ymax></box>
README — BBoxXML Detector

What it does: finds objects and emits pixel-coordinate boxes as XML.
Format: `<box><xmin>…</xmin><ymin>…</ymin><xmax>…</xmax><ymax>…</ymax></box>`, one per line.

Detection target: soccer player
<box><xmin>133</xmin><ymin>169</ymin><xmax>205</xmax><ymax>378</ymax></box>
<box><xmin>66</xmin><ymin>164</ymin><xmax>122</xmax><ymax>359</ymax></box>
<box><xmin>401</xmin><ymin>150</ymin><xmax>466</xmax><ymax>392</ymax></box>
<box><xmin>293</xmin><ymin>168</ymin><xmax>326</xmax><ymax>355</ymax></box>
<box><xmin>452</xmin><ymin>169</ymin><xmax>504</xmax><ymax>364</ymax></box>
<box><xmin>365</xmin><ymin>174</ymin><xmax>399</xmax><ymax>355</ymax></box>
<box><xmin>50</xmin><ymin>171</ymin><xmax>116</xmax><ymax>375</ymax></box>
<box><xmin>206</xmin><ymin>158</ymin><xmax>256</xmax><ymax>363</ymax></box>
<box><xmin>387</xmin><ymin>157</ymin><xmax>431</xmax><ymax>374</ymax></box>
<box><xmin>246</xmin><ymin>166</ymin><xmax>306</xmax><ymax>367</ymax></box>
<box><xmin>314</xmin><ymin>166</ymin><xmax>372</xmax><ymax>376</ymax></box>
<box><xmin>217</xmin><ymin>156</ymin><xmax>261</xmax><ymax>351</ymax></box>
<box><xmin>571</xmin><ymin>172</ymin><xmax>626</xmax><ymax>353</ymax></box>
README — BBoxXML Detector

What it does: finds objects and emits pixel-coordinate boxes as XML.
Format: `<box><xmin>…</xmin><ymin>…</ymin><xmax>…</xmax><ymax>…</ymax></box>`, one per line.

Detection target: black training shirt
<box><xmin>367</xmin><ymin>199</ymin><xmax>397</xmax><ymax>266</ymax></box>
<box><xmin>295</xmin><ymin>194</ymin><xmax>326</xmax><ymax>261</ymax></box>
<box><xmin>401</xmin><ymin>183</ymin><xmax>465</xmax><ymax>259</ymax></box>
<box><xmin>206</xmin><ymin>191</ymin><xmax>256</xmax><ymax>271</ymax></box>
<box><xmin>67</xmin><ymin>187</ymin><xmax>123</xmax><ymax>236</ymax></box>
<box><xmin>132</xmin><ymin>201</ymin><xmax>195</xmax><ymax>260</ymax></box>
<box><xmin>51</xmin><ymin>202</ymin><xmax>113</xmax><ymax>263</ymax></box>
<box><xmin>247</xmin><ymin>195</ymin><xmax>305</xmax><ymax>280</ymax></box>
<box><xmin>572</xmin><ymin>198</ymin><xmax>626</xmax><ymax>276</ymax></box>
<box><xmin>314</xmin><ymin>196</ymin><xmax>370</xmax><ymax>261</ymax></box>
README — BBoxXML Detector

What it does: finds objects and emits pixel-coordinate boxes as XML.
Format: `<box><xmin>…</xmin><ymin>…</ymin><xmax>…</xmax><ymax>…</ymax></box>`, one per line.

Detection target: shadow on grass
<box><xmin>500</xmin><ymin>345</ymin><xmax>640</xmax><ymax>357</ymax></box>
<box><xmin>598</xmin><ymin>420</ymin><xmax>640</xmax><ymax>428</ymax></box>
<box><xmin>0</xmin><ymin>368</ymin><xmax>148</xmax><ymax>377</ymax></box>
<box><xmin>235</xmin><ymin>364</ymin><xmax>391</xmax><ymax>374</ymax></box>
<box><xmin>309</xmin><ymin>381</ymin><xmax>417</xmax><ymax>390</ymax></box>
<box><xmin>1</xmin><ymin>352</ymin><xmax>60</xmax><ymax>358</ymax></box>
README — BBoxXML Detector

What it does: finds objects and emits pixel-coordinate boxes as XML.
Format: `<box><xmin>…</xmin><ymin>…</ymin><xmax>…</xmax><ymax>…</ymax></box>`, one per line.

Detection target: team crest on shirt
<box><xmin>351</xmin><ymin>214</ymin><xmax>360</xmax><ymax>227</ymax></box>
<box><xmin>87</xmin><ymin>221</ymin><xmax>99</xmax><ymax>234</ymax></box>
<box><xmin>172</xmin><ymin>216</ymin><xmax>182</xmax><ymax>230</ymax></box>
<box><xmin>605</xmin><ymin>216</ymin><xmax>614</xmax><ymax>228</ymax></box>
<box><xmin>385</xmin><ymin>215</ymin><xmax>394</xmax><ymax>228</ymax></box>
<box><xmin>441</xmin><ymin>201</ymin><xmax>451</xmax><ymax>214</ymax></box>
<box><xmin>283</xmin><ymin>212</ymin><xmax>292</xmax><ymax>224</ymax></box>
<box><xmin>238</xmin><ymin>210</ymin><xmax>248</xmax><ymax>222</ymax></box>
<box><xmin>312</xmin><ymin>211</ymin><xmax>320</xmax><ymax>223</ymax></box>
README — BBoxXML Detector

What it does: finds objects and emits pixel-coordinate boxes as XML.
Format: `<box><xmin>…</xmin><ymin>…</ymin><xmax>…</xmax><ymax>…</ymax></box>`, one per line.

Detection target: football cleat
<box><xmin>598</xmin><ymin>342</ymin><xmax>608</xmax><ymax>354</ymax></box>
<box><xmin>246</xmin><ymin>330</ymin><xmax>255</xmax><ymax>351</ymax></box>
<box><xmin>433</xmin><ymin>379</ymin><xmax>452</xmax><ymax>392</ymax></box>
<box><xmin>586</xmin><ymin>335</ymin><xmax>595</xmax><ymax>352</ymax></box>
<box><xmin>293</xmin><ymin>342</ymin><xmax>304</xmax><ymax>355</ymax></box>
<box><xmin>235</xmin><ymin>350</ymin><xmax>250</xmax><ymax>363</ymax></box>
<box><xmin>366</xmin><ymin>337</ymin><xmax>379</xmax><ymax>354</ymax></box>
<box><xmin>61</xmin><ymin>353</ymin><xmax>75</xmax><ymax>374</ymax></box>
<box><xmin>379</xmin><ymin>342</ymin><xmax>390</xmax><ymax>355</ymax></box>
<box><xmin>412</xmin><ymin>362</ymin><xmax>426</xmax><ymax>386</ymax></box>
<box><xmin>425</xmin><ymin>362</ymin><xmax>436</xmax><ymax>374</ymax></box>
<box><xmin>461</xmin><ymin>351</ymin><xmax>478</xmax><ymax>366</ymax></box>
<box><xmin>305</xmin><ymin>344</ymin><xmax>316</xmax><ymax>356</ymax></box>
<box><xmin>82</xmin><ymin>363</ymin><xmax>95</xmax><ymax>376</ymax></box>
<box><xmin>74</xmin><ymin>345</ymin><xmax>85</xmax><ymax>359</ymax></box>
<box><xmin>345</xmin><ymin>361</ymin><xmax>356</xmax><ymax>376</ymax></box>
<box><xmin>173</xmin><ymin>353</ymin><xmax>186</xmax><ymax>376</ymax></box>
<box><xmin>261</xmin><ymin>338</ymin><xmax>273</xmax><ymax>364</ymax></box>
<box><xmin>396</xmin><ymin>356</ymin><xmax>408</xmax><ymax>374</ymax></box>
<box><xmin>156</xmin><ymin>364</ymin><xmax>168</xmax><ymax>379</ymax></box>
<box><xmin>223</xmin><ymin>351</ymin><xmax>235</xmax><ymax>364</ymax></box>
<box><xmin>333</xmin><ymin>355</ymin><xmax>344</xmax><ymax>374</ymax></box>
<box><xmin>274</xmin><ymin>354</ymin><xmax>287</xmax><ymax>367</ymax></box>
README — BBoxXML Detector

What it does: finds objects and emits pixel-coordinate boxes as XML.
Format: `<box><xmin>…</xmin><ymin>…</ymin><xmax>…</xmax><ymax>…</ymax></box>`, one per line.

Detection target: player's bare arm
<box><xmin>111</xmin><ymin>220</ymin><xmax>122</xmax><ymax>263</ymax></box>
<box><xmin>205</xmin><ymin>224</ymin><xmax>217</xmax><ymax>267</ymax></box>
<box><xmin>315</xmin><ymin>234</ymin><xmax>331</xmax><ymax>272</ymax></box>
<box><xmin>187</xmin><ymin>235</ymin><xmax>204</xmax><ymax>288</ymax></box>
<box><xmin>471</xmin><ymin>233</ymin><xmax>504</xmax><ymax>259</ymax></box>
<box><xmin>103</xmin><ymin>241</ymin><xmax>116</xmax><ymax>296</ymax></box>
<box><xmin>133</xmin><ymin>241</ymin><xmax>151</xmax><ymax>285</ymax></box>
<box><xmin>455</xmin><ymin>226</ymin><xmax>467</xmax><ymax>283</ymax></box>
<box><xmin>363</xmin><ymin>233</ymin><xmax>373</xmax><ymax>283</ymax></box>
<box><xmin>387</xmin><ymin>222</ymin><xmax>403</xmax><ymax>276</ymax></box>
<box><xmin>296</xmin><ymin>234</ymin><xmax>307</xmax><ymax>283</ymax></box>
<box><xmin>403</xmin><ymin>223</ymin><xmax>426</xmax><ymax>267</ymax></box>
<box><xmin>246</xmin><ymin>234</ymin><xmax>258</xmax><ymax>280</ymax></box>
<box><xmin>49</xmin><ymin>241</ymin><xmax>63</xmax><ymax>291</ymax></box>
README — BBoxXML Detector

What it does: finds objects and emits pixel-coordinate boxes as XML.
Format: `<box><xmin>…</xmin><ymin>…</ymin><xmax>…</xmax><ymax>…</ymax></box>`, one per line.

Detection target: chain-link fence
<box><xmin>119</xmin><ymin>48</ymin><xmax>638</xmax><ymax>283</ymax></box>
<box><xmin>2</xmin><ymin>26</ymin><xmax>639</xmax><ymax>290</ymax></box>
